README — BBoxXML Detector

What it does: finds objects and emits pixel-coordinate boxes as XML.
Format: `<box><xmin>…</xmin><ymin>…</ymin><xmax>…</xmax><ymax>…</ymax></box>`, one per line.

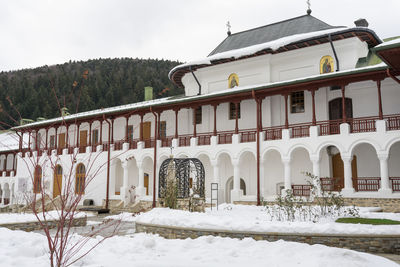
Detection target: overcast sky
<box><xmin>0</xmin><ymin>0</ymin><xmax>399</xmax><ymax>72</ymax></box>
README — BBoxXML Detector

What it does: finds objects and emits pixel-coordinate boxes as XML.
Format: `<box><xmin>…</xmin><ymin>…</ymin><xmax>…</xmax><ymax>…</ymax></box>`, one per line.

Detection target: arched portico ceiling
<box><xmin>384</xmin><ymin>137</ymin><xmax>400</xmax><ymax>152</ymax></box>
<box><xmin>237</xmin><ymin>149</ymin><xmax>256</xmax><ymax>162</ymax></box>
<box><xmin>349</xmin><ymin>139</ymin><xmax>381</xmax><ymax>156</ymax></box>
<box><xmin>316</xmin><ymin>142</ymin><xmax>345</xmax><ymax>157</ymax></box>
<box><xmin>215</xmin><ymin>150</ymin><xmax>233</xmax><ymax>163</ymax></box>
<box><xmin>288</xmin><ymin>144</ymin><xmax>313</xmax><ymax>159</ymax></box>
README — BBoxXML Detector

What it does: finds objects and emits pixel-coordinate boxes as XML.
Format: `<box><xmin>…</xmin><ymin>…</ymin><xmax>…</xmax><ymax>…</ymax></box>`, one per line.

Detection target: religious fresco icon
<box><xmin>228</xmin><ymin>73</ymin><xmax>239</xmax><ymax>88</ymax></box>
<box><xmin>320</xmin><ymin>55</ymin><xmax>334</xmax><ymax>74</ymax></box>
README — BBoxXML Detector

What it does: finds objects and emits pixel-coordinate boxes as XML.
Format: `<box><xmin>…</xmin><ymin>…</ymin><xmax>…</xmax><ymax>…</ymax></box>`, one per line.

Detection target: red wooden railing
<box><xmin>129</xmin><ymin>139</ymin><xmax>137</xmax><ymax>149</ymax></box>
<box><xmin>349</xmin><ymin>117</ymin><xmax>377</xmax><ymax>133</ymax></box>
<box><xmin>353</xmin><ymin>177</ymin><xmax>380</xmax><ymax>191</ymax></box>
<box><xmin>292</xmin><ymin>184</ymin><xmax>312</xmax><ymax>196</ymax></box>
<box><xmin>179</xmin><ymin>136</ymin><xmax>191</xmax><ymax>147</ymax></box>
<box><xmin>3</xmin><ymin>198</ymin><xmax>9</xmax><ymax>205</ymax></box>
<box><xmin>264</xmin><ymin>127</ymin><xmax>283</xmax><ymax>140</ymax></box>
<box><xmin>240</xmin><ymin>130</ymin><xmax>257</xmax><ymax>143</ymax></box>
<box><xmin>161</xmin><ymin>137</ymin><xmax>173</xmax><ymax>148</ymax></box>
<box><xmin>68</xmin><ymin>147</ymin><xmax>75</xmax><ymax>154</ymax></box>
<box><xmin>79</xmin><ymin>146</ymin><xmax>86</xmax><ymax>153</ymax></box>
<box><xmin>114</xmin><ymin>140</ymin><xmax>124</xmax><ymax>151</ymax></box>
<box><xmin>144</xmin><ymin>139</ymin><xmax>155</xmax><ymax>148</ymax></box>
<box><xmin>320</xmin><ymin>177</ymin><xmax>335</xmax><ymax>191</ymax></box>
<box><xmin>290</xmin><ymin>123</ymin><xmax>312</xmax><ymax>138</ymax></box>
<box><xmin>102</xmin><ymin>142</ymin><xmax>110</xmax><ymax>151</ymax></box>
<box><xmin>385</xmin><ymin>114</ymin><xmax>400</xmax><ymax>131</ymax></box>
<box><xmin>390</xmin><ymin>177</ymin><xmax>400</xmax><ymax>192</ymax></box>
<box><xmin>218</xmin><ymin>132</ymin><xmax>233</xmax><ymax>144</ymax></box>
<box><xmin>318</xmin><ymin>119</ymin><xmax>341</xmax><ymax>136</ymax></box>
<box><xmin>198</xmin><ymin>134</ymin><xmax>211</xmax><ymax>146</ymax></box>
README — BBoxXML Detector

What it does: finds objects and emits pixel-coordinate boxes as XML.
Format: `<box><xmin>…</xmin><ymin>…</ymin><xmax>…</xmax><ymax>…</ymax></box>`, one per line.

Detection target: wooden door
<box><xmin>332</xmin><ymin>154</ymin><xmax>358</xmax><ymax>191</ymax></box>
<box><xmin>329</xmin><ymin>98</ymin><xmax>353</xmax><ymax>120</ymax></box>
<box><xmin>144</xmin><ymin>173</ymin><xmax>149</xmax><ymax>195</ymax></box>
<box><xmin>80</xmin><ymin>130</ymin><xmax>87</xmax><ymax>146</ymax></box>
<box><xmin>142</xmin><ymin>122</ymin><xmax>151</xmax><ymax>140</ymax></box>
<box><xmin>58</xmin><ymin>133</ymin><xmax>66</xmax><ymax>148</ymax></box>
<box><xmin>53</xmin><ymin>165</ymin><xmax>62</xmax><ymax>198</ymax></box>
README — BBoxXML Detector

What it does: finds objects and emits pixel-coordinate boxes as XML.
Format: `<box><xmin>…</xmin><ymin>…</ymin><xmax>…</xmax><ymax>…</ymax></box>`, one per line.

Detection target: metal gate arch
<box><xmin>158</xmin><ymin>158</ymin><xmax>205</xmax><ymax>198</ymax></box>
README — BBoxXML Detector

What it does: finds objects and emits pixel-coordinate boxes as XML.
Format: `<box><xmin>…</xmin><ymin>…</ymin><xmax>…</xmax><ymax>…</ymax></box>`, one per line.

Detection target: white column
<box><xmin>231</xmin><ymin>159</ymin><xmax>241</xmax><ymax>202</ymax></box>
<box><xmin>341</xmin><ymin>155</ymin><xmax>355</xmax><ymax>195</ymax></box>
<box><xmin>378</xmin><ymin>153</ymin><xmax>391</xmax><ymax>194</ymax></box>
<box><xmin>136</xmin><ymin>161</ymin><xmax>146</xmax><ymax>198</ymax></box>
<box><xmin>282</xmin><ymin>157</ymin><xmax>292</xmax><ymax>192</ymax></box>
<box><xmin>121</xmin><ymin>161</ymin><xmax>130</xmax><ymax>205</ymax></box>
<box><xmin>211</xmin><ymin>159</ymin><xmax>224</xmax><ymax>204</ymax></box>
<box><xmin>260</xmin><ymin>159</ymin><xmax>265</xmax><ymax>200</ymax></box>
<box><xmin>310</xmin><ymin>155</ymin><xmax>321</xmax><ymax>196</ymax></box>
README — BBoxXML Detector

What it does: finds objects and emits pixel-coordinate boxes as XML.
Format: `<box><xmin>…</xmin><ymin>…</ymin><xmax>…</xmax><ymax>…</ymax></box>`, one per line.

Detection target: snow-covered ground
<box><xmin>133</xmin><ymin>204</ymin><xmax>400</xmax><ymax>235</ymax></box>
<box><xmin>0</xmin><ymin>210</ymin><xmax>92</xmax><ymax>224</ymax></box>
<box><xmin>0</xmin><ymin>227</ymin><xmax>397</xmax><ymax>267</ymax></box>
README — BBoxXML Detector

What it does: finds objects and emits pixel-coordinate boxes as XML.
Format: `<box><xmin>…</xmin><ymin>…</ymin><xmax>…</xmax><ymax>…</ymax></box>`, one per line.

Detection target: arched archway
<box><xmin>113</xmin><ymin>159</ymin><xmax>123</xmax><ymax>196</ymax></box>
<box><xmin>351</xmin><ymin>142</ymin><xmax>379</xmax><ymax>191</ymax></box>
<box><xmin>53</xmin><ymin>165</ymin><xmax>63</xmax><ymax>198</ymax></box>
<box><xmin>225</xmin><ymin>177</ymin><xmax>246</xmax><ymax>203</ymax></box>
<box><xmin>238</xmin><ymin>151</ymin><xmax>256</xmax><ymax>197</ymax></box>
<box><xmin>388</xmin><ymin>141</ymin><xmax>400</xmax><ymax>191</ymax></box>
<box><xmin>75</xmin><ymin>163</ymin><xmax>86</xmax><ymax>194</ymax></box>
<box><xmin>216</xmin><ymin>152</ymin><xmax>233</xmax><ymax>203</ymax></box>
<box><xmin>263</xmin><ymin>149</ymin><xmax>284</xmax><ymax>198</ymax></box>
<box><xmin>197</xmin><ymin>154</ymin><xmax>212</xmax><ymax>200</ymax></box>
<box><xmin>0</xmin><ymin>185</ymin><xmax>3</xmax><ymax>204</ymax></box>
<box><xmin>142</xmin><ymin>156</ymin><xmax>154</xmax><ymax>196</ymax></box>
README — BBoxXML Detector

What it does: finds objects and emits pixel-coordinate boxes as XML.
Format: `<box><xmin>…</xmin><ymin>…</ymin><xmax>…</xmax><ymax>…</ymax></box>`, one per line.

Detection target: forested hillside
<box><xmin>0</xmin><ymin>58</ymin><xmax>183</xmax><ymax>128</ymax></box>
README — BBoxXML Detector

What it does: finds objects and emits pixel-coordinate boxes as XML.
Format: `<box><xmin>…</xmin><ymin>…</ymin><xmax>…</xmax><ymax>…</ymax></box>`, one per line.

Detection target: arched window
<box><xmin>34</xmin><ymin>166</ymin><xmax>42</xmax><ymax>193</ymax></box>
<box><xmin>75</xmin><ymin>163</ymin><xmax>86</xmax><ymax>194</ymax></box>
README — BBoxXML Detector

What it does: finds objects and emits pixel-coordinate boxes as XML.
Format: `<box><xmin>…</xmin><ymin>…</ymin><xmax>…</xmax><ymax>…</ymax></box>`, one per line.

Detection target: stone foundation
<box><xmin>136</xmin><ymin>221</ymin><xmax>400</xmax><ymax>254</ymax></box>
<box><xmin>0</xmin><ymin>216</ymin><xmax>87</xmax><ymax>232</ymax></box>
<box><xmin>236</xmin><ymin>198</ymin><xmax>400</xmax><ymax>212</ymax></box>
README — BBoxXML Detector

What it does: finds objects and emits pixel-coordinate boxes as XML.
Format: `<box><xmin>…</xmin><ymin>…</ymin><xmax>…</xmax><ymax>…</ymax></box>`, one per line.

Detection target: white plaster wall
<box><xmin>352</xmin><ymin>143</ymin><xmax>380</xmax><ymax>177</ymax></box>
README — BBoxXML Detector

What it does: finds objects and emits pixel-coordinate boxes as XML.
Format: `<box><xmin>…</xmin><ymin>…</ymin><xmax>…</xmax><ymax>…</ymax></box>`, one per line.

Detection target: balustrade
<box><xmin>291</xmin><ymin>184</ymin><xmax>312</xmax><ymax>197</ymax></box>
<box><xmin>218</xmin><ymin>132</ymin><xmax>233</xmax><ymax>144</ymax></box>
<box><xmin>390</xmin><ymin>177</ymin><xmax>400</xmax><ymax>192</ymax></box>
<box><xmin>198</xmin><ymin>134</ymin><xmax>211</xmax><ymax>146</ymax></box>
<box><xmin>318</xmin><ymin>120</ymin><xmax>341</xmax><ymax>136</ymax></box>
<box><xmin>161</xmin><ymin>137</ymin><xmax>173</xmax><ymax>148</ymax></box>
<box><xmin>240</xmin><ymin>130</ymin><xmax>256</xmax><ymax>143</ymax></box>
<box><xmin>385</xmin><ymin>114</ymin><xmax>400</xmax><ymax>131</ymax></box>
<box><xmin>144</xmin><ymin>139</ymin><xmax>155</xmax><ymax>148</ymax></box>
<box><xmin>179</xmin><ymin>136</ymin><xmax>191</xmax><ymax>147</ymax></box>
<box><xmin>264</xmin><ymin>127</ymin><xmax>283</xmax><ymax>140</ymax></box>
<box><xmin>349</xmin><ymin>117</ymin><xmax>377</xmax><ymax>133</ymax></box>
<box><xmin>353</xmin><ymin>177</ymin><xmax>380</xmax><ymax>191</ymax></box>
<box><xmin>290</xmin><ymin>123</ymin><xmax>311</xmax><ymax>138</ymax></box>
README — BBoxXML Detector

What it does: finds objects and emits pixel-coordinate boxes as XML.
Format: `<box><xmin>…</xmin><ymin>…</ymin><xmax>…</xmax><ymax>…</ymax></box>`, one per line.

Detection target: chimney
<box><xmin>354</xmin><ymin>18</ymin><xmax>369</xmax><ymax>27</ymax></box>
<box><xmin>144</xmin><ymin>86</ymin><xmax>154</xmax><ymax>101</ymax></box>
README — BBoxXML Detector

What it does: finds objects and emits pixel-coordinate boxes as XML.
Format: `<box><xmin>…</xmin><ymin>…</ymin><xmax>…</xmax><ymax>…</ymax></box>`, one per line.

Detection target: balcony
<box><xmin>179</xmin><ymin>136</ymin><xmax>191</xmax><ymax>147</ymax></box>
<box><xmin>240</xmin><ymin>130</ymin><xmax>256</xmax><ymax>143</ymax></box>
<box><xmin>198</xmin><ymin>134</ymin><xmax>211</xmax><ymax>146</ymax></box>
<box><xmin>161</xmin><ymin>137</ymin><xmax>173</xmax><ymax>148</ymax></box>
<box><xmin>353</xmin><ymin>177</ymin><xmax>380</xmax><ymax>192</ymax></box>
<box><xmin>292</xmin><ymin>184</ymin><xmax>312</xmax><ymax>197</ymax></box>
<box><xmin>218</xmin><ymin>132</ymin><xmax>233</xmax><ymax>144</ymax></box>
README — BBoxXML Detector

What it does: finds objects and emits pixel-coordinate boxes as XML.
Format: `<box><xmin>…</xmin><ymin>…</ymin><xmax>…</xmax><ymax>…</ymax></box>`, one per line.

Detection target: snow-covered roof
<box><xmin>12</xmin><ymin>62</ymin><xmax>388</xmax><ymax>131</ymax></box>
<box><xmin>374</xmin><ymin>37</ymin><xmax>400</xmax><ymax>51</ymax></box>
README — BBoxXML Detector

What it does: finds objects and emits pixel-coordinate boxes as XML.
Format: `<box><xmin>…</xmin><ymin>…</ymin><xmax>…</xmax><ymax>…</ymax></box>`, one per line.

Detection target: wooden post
<box><xmin>341</xmin><ymin>85</ymin><xmax>347</xmax><ymax>123</ymax></box>
<box><xmin>66</xmin><ymin>125</ymin><xmax>69</xmax><ymax>148</ymax></box>
<box><xmin>28</xmin><ymin>131</ymin><xmax>31</xmax><ymax>151</ymax></box>
<box><xmin>174</xmin><ymin>109</ymin><xmax>179</xmax><ymax>139</ymax></box>
<box><xmin>99</xmin><ymin>120</ymin><xmax>103</xmax><ymax>144</ymax></box>
<box><xmin>111</xmin><ymin>118</ymin><xmax>115</xmax><ymax>144</ymax></box>
<box><xmin>235</xmin><ymin>102</ymin><xmax>239</xmax><ymax>134</ymax></box>
<box><xmin>284</xmin><ymin>94</ymin><xmax>289</xmax><ymax>129</ymax></box>
<box><xmin>311</xmin><ymin>89</ymin><xmax>316</xmax><ymax>125</ymax></box>
<box><xmin>55</xmin><ymin>127</ymin><xmax>58</xmax><ymax>149</ymax></box>
<box><xmin>89</xmin><ymin>121</ymin><xmax>92</xmax><ymax>146</ymax></box>
<box><xmin>76</xmin><ymin>123</ymin><xmax>80</xmax><ymax>148</ymax></box>
<box><xmin>125</xmin><ymin>116</ymin><xmax>129</xmax><ymax>142</ymax></box>
<box><xmin>140</xmin><ymin>114</ymin><xmax>144</xmax><ymax>142</ymax></box>
<box><xmin>256</xmin><ymin>99</ymin><xmax>261</xmax><ymax>205</ymax></box>
<box><xmin>157</xmin><ymin>111</ymin><xmax>161</xmax><ymax>140</ymax></box>
<box><xmin>19</xmin><ymin>132</ymin><xmax>23</xmax><ymax>152</ymax></box>
<box><xmin>213</xmin><ymin>104</ymin><xmax>217</xmax><ymax>136</ymax></box>
<box><xmin>193</xmin><ymin>107</ymin><xmax>197</xmax><ymax>137</ymax></box>
<box><xmin>377</xmin><ymin>80</ymin><xmax>383</xmax><ymax>120</ymax></box>
<box><xmin>45</xmin><ymin>128</ymin><xmax>48</xmax><ymax>150</ymax></box>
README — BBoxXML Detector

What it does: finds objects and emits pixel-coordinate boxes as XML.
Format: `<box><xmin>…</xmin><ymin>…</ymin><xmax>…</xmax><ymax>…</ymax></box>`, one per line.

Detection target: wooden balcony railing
<box><xmin>218</xmin><ymin>132</ymin><xmax>233</xmax><ymax>144</ymax></box>
<box><xmin>79</xmin><ymin>146</ymin><xmax>86</xmax><ymax>153</ymax></box>
<box><xmin>290</xmin><ymin>123</ymin><xmax>311</xmax><ymax>138</ymax></box>
<box><xmin>129</xmin><ymin>140</ymin><xmax>137</xmax><ymax>150</ymax></box>
<box><xmin>353</xmin><ymin>177</ymin><xmax>380</xmax><ymax>191</ymax></box>
<box><xmin>318</xmin><ymin>120</ymin><xmax>341</xmax><ymax>136</ymax></box>
<box><xmin>264</xmin><ymin>127</ymin><xmax>283</xmax><ymax>141</ymax></box>
<box><xmin>144</xmin><ymin>139</ymin><xmax>155</xmax><ymax>148</ymax></box>
<box><xmin>240</xmin><ymin>130</ymin><xmax>257</xmax><ymax>143</ymax></box>
<box><xmin>114</xmin><ymin>140</ymin><xmax>124</xmax><ymax>151</ymax></box>
<box><xmin>68</xmin><ymin>147</ymin><xmax>75</xmax><ymax>154</ymax></box>
<box><xmin>390</xmin><ymin>177</ymin><xmax>400</xmax><ymax>192</ymax></box>
<box><xmin>291</xmin><ymin>184</ymin><xmax>312</xmax><ymax>197</ymax></box>
<box><xmin>349</xmin><ymin>117</ymin><xmax>377</xmax><ymax>133</ymax></box>
<box><xmin>198</xmin><ymin>134</ymin><xmax>211</xmax><ymax>146</ymax></box>
<box><xmin>385</xmin><ymin>114</ymin><xmax>400</xmax><ymax>131</ymax></box>
<box><xmin>179</xmin><ymin>136</ymin><xmax>191</xmax><ymax>147</ymax></box>
<box><xmin>102</xmin><ymin>142</ymin><xmax>110</xmax><ymax>151</ymax></box>
<box><xmin>320</xmin><ymin>177</ymin><xmax>335</xmax><ymax>191</ymax></box>
<box><xmin>161</xmin><ymin>137</ymin><xmax>173</xmax><ymax>148</ymax></box>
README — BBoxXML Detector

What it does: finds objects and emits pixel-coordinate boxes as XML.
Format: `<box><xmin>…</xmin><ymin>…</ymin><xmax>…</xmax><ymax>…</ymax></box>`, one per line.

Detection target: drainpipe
<box><xmin>189</xmin><ymin>66</ymin><xmax>202</xmax><ymax>95</ymax></box>
<box><xmin>328</xmin><ymin>34</ymin><xmax>339</xmax><ymax>71</ymax></box>
<box><xmin>150</xmin><ymin>107</ymin><xmax>158</xmax><ymax>208</ymax></box>
<box><xmin>252</xmin><ymin>90</ymin><xmax>261</xmax><ymax>205</ymax></box>
<box><xmin>387</xmin><ymin>69</ymin><xmax>400</xmax><ymax>84</ymax></box>
<box><xmin>103</xmin><ymin>114</ymin><xmax>111</xmax><ymax>211</ymax></box>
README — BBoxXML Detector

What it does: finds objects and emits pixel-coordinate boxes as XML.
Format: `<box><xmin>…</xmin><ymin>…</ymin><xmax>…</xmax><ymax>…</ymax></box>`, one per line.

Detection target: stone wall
<box><xmin>136</xmin><ymin>221</ymin><xmax>400</xmax><ymax>254</ymax></box>
<box><xmin>0</xmin><ymin>216</ymin><xmax>87</xmax><ymax>232</ymax></box>
<box><xmin>235</xmin><ymin>198</ymin><xmax>400</xmax><ymax>212</ymax></box>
